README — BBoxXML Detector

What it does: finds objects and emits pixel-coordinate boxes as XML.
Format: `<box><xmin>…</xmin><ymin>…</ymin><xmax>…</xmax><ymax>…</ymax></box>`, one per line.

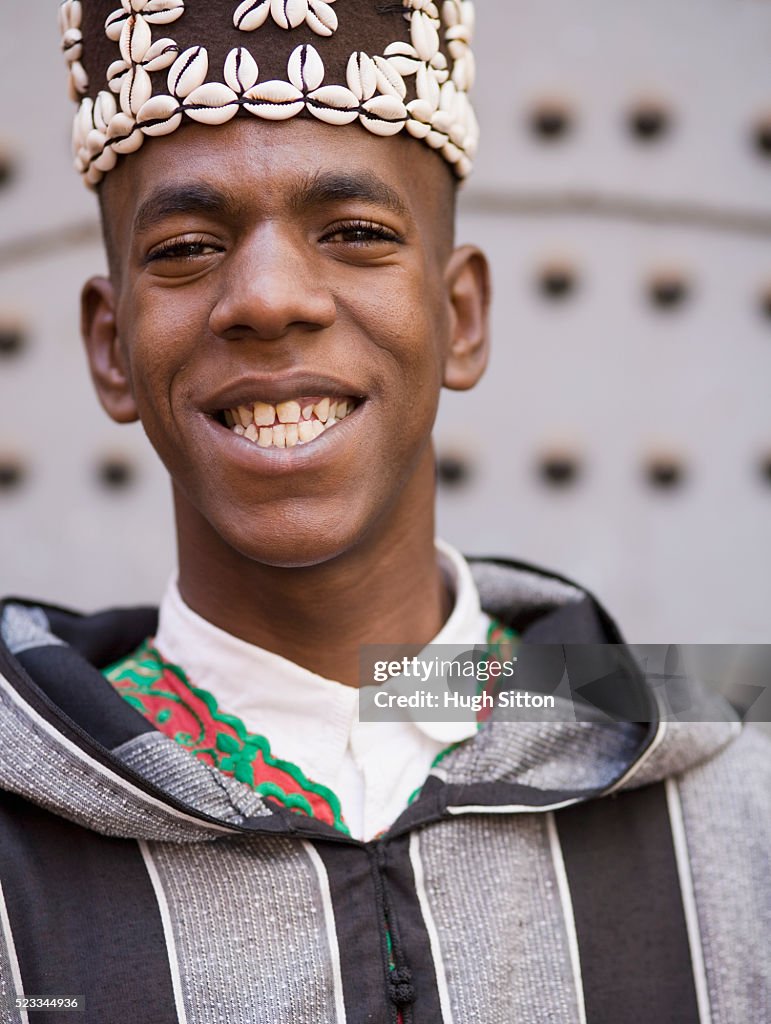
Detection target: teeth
<box><xmin>313</xmin><ymin>397</ymin><xmax>330</xmax><ymax>423</ymax></box>
<box><xmin>277</xmin><ymin>400</ymin><xmax>301</xmax><ymax>424</ymax></box>
<box><xmin>228</xmin><ymin>397</ymin><xmax>358</xmax><ymax>447</ymax></box>
<box><xmin>298</xmin><ymin>420</ymin><xmax>315</xmax><ymax>443</ymax></box>
<box><xmin>254</xmin><ymin>401</ymin><xmax>275</xmax><ymax>427</ymax></box>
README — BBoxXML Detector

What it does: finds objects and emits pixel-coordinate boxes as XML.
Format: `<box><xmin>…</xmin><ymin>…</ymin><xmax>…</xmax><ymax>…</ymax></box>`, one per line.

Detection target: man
<box><xmin>0</xmin><ymin>2</ymin><xmax>767</xmax><ymax>1022</ymax></box>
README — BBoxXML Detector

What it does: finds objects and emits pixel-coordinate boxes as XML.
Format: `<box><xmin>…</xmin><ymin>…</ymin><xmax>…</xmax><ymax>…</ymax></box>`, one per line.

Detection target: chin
<box><xmin>221</xmin><ymin>516</ymin><xmax>369</xmax><ymax>570</ymax></box>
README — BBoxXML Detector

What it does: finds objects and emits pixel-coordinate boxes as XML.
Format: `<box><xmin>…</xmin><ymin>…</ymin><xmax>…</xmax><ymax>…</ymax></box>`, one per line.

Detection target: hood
<box><xmin>0</xmin><ymin>556</ymin><xmax>741</xmax><ymax>845</ymax></box>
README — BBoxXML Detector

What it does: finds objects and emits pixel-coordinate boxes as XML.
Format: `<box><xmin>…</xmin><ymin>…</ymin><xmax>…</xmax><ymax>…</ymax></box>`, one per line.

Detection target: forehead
<box><xmin>100</xmin><ymin>116</ymin><xmax>454</xmax><ymax>232</ymax></box>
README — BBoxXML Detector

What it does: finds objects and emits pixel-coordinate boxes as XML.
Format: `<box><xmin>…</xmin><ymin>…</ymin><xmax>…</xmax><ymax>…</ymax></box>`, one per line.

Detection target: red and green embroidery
<box><xmin>103</xmin><ymin>615</ymin><xmax>519</xmax><ymax>837</ymax></box>
<box><xmin>103</xmin><ymin>640</ymin><xmax>350</xmax><ymax>834</ymax></box>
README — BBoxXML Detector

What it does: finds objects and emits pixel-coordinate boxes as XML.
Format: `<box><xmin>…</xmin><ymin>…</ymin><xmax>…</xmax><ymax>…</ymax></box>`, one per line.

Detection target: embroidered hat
<box><xmin>59</xmin><ymin>0</ymin><xmax>478</xmax><ymax>188</ymax></box>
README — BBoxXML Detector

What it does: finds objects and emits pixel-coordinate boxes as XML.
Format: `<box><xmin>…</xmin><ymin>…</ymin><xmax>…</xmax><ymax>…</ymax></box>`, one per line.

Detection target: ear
<box><xmin>442</xmin><ymin>244</ymin><xmax>491</xmax><ymax>391</ymax></box>
<box><xmin>81</xmin><ymin>275</ymin><xmax>139</xmax><ymax>423</ymax></box>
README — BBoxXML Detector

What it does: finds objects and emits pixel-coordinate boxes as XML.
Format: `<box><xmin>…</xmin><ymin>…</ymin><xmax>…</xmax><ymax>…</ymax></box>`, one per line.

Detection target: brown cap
<box><xmin>59</xmin><ymin>0</ymin><xmax>479</xmax><ymax>187</ymax></box>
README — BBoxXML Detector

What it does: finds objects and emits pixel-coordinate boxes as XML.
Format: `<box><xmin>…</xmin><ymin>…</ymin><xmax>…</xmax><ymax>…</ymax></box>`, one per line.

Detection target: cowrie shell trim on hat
<box><xmin>62</xmin><ymin>0</ymin><xmax>478</xmax><ymax>187</ymax></box>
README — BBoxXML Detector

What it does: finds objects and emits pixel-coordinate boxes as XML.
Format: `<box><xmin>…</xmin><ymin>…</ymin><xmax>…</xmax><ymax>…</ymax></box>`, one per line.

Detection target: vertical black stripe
<box><xmin>0</xmin><ymin>792</ymin><xmax>178</xmax><ymax>1024</ymax></box>
<box><xmin>380</xmin><ymin>834</ymin><xmax>444</xmax><ymax>1024</ymax></box>
<box><xmin>556</xmin><ymin>782</ymin><xmax>700</xmax><ymax>1024</ymax></box>
<box><xmin>314</xmin><ymin>841</ymin><xmax>392</xmax><ymax>1024</ymax></box>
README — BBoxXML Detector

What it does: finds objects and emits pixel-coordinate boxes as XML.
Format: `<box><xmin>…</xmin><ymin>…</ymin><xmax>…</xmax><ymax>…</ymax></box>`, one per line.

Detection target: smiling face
<box><xmin>82</xmin><ymin>118</ymin><xmax>489</xmax><ymax>571</ymax></box>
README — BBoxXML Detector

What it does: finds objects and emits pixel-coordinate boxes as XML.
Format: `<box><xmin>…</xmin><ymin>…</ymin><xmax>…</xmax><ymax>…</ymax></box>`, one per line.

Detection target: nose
<box><xmin>208</xmin><ymin>223</ymin><xmax>336</xmax><ymax>342</ymax></box>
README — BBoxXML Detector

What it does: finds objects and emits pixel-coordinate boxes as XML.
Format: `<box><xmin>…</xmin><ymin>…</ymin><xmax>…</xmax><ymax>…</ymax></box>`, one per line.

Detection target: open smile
<box><xmin>218</xmin><ymin>395</ymin><xmax>360</xmax><ymax>448</ymax></box>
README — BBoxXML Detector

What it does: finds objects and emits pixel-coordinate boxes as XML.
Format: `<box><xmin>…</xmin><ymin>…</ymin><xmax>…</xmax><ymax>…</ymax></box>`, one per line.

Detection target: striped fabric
<box><xmin>0</xmin><ymin>557</ymin><xmax>768</xmax><ymax>1024</ymax></box>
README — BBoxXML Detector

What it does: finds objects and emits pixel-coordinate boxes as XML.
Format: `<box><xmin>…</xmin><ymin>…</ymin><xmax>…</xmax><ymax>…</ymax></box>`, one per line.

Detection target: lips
<box><xmin>203</xmin><ymin>371</ymin><xmax>367</xmax><ymax>418</ymax></box>
<box><xmin>199</xmin><ymin>371</ymin><xmax>368</xmax><ymax>457</ymax></box>
<box><xmin>223</xmin><ymin>395</ymin><xmax>359</xmax><ymax>448</ymax></box>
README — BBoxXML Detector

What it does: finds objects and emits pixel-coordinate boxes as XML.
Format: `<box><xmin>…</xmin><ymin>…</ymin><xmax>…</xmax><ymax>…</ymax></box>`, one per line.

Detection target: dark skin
<box><xmin>82</xmin><ymin>117</ymin><xmax>491</xmax><ymax>686</ymax></box>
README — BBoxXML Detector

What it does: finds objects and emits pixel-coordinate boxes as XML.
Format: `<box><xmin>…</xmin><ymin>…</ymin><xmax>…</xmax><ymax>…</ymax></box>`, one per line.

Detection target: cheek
<box><xmin>119</xmin><ymin>287</ymin><xmax>205</xmax><ymax>412</ymax></box>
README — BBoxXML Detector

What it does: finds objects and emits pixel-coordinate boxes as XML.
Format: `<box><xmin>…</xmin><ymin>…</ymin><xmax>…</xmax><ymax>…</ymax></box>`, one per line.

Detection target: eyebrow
<box><xmin>133</xmin><ymin>183</ymin><xmax>237</xmax><ymax>235</ymax></box>
<box><xmin>131</xmin><ymin>170</ymin><xmax>411</xmax><ymax>236</ymax></box>
<box><xmin>290</xmin><ymin>170</ymin><xmax>411</xmax><ymax>220</ymax></box>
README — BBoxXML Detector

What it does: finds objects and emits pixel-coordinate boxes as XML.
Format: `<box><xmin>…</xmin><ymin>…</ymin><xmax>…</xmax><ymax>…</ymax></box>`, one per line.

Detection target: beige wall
<box><xmin>1</xmin><ymin>1</ymin><xmax>770</xmax><ymax>653</ymax></box>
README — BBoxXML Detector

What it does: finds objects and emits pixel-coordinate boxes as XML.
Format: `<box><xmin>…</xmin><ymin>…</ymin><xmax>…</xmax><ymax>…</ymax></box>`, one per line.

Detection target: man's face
<box><xmin>85</xmin><ymin>118</ymin><xmax>488</xmax><ymax>568</ymax></box>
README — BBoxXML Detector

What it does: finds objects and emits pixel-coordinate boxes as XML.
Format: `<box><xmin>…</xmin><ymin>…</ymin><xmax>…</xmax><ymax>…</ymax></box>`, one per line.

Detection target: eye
<box><xmin>321</xmin><ymin>220</ymin><xmax>402</xmax><ymax>247</ymax></box>
<box><xmin>145</xmin><ymin>235</ymin><xmax>222</xmax><ymax>263</ymax></box>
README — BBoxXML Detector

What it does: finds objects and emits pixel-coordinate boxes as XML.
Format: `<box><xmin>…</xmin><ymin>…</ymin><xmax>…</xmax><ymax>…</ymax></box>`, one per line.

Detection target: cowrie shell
<box><xmin>449</xmin><ymin>120</ymin><xmax>466</xmax><ymax>147</ymax></box>
<box><xmin>233</xmin><ymin>0</ymin><xmax>270</xmax><ymax>31</ymax></box>
<box><xmin>384</xmin><ymin>41</ymin><xmax>418</xmax><ymax>57</ymax></box>
<box><xmin>441</xmin><ymin>0</ymin><xmax>461</xmax><ymax>27</ymax></box>
<box><xmin>111</xmin><ymin>125</ymin><xmax>144</xmax><ymax>155</ymax></box>
<box><xmin>69</xmin><ymin>61</ymin><xmax>89</xmax><ymax>97</ymax></box>
<box><xmin>107</xmin><ymin>59</ymin><xmax>130</xmax><ymax>92</ymax></box>
<box><xmin>460</xmin><ymin>1</ymin><xmax>474</xmax><ymax>32</ymax></box>
<box><xmin>451</xmin><ymin>55</ymin><xmax>469</xmax><ymax>92</ymax></box>
<box><xmin>406</xmin><ymin>119</ymin><xmax>431</xmax><ymax>140</ymax></box>
<box><xmin>372</xmin><ymin>56</ymin><xmax>407</xmax><ymax>100</ymax></box>
<box><xmin>445</xmin><ymin>24</ymin><xmax>470</xmax><ymax>43</ymax></box>
<box><xmin>463</xmin><ymin>49</ymin><xmax>475</xmax><ymax>88</ymax></box>
<box><xmin>439</xmin><ymin>79</ymin><xmax>457</xmax><ymax>113</ymax></box>
<box><xmin>168</xmin><ymin>46</ymin><xmax>208</xmax><ymax>99</ymax></box>
<box><xmin>137</xmin><ymin>93</ymin><xmax>183</xmax><ymax>135</ymax></box>
<box><xmin>415</xmin><ymin>64</ymin><xmax>440</xmax><ymax>109</ymax></box>
<box><xmin>406</xmin><ymin>98</ymin><xmax>433</xmax><ymax>122</ymax></box>
<box><xmin>142</xmin><ymin>38</ymin><xmax>179</xmax><ymax>72</ymax></box>
<box><xmin>447</xmin><ymin>39</ymin><xmax>466</xmax><ymax>60</ymax></box>
<box><xmin>93</xmin><ymin>91</ymin><xmax>117</xmax><ymax>132</ymax></box>
<box><xmin>456</xmin><ymin>154</ymin><xmax>472</xmax><ymax>178</ymax></box>
<box><xmin>431</xmin><ymin>110</ymin><xmax>452</xmax><ymax>134</ymax></box>
<box><xmin>306</xmin><ymin>0</ymin><xmax>338</xmax><ymax>37</ymax></box>
<box><xmin>86</xmin><ymin>128</ymin><xmax>107</xmax><ymax>158</ymax></box>
<box><xmin>224</xmin><ymin>48</ymin><xmax>260</xmax><ymax>94</ymax></box>
<box><xmin>271</xmin><ymin>0</ymin><xmax>308</xmax><ymax>30</ymax></box>
<box><xmin>360</xmin><ymin>117</ymin><xmax>405</xmax><ymax>139</ymax></box>
<box><xmin>288</xmin><ymin>44</ymin><xmax>325</xmax><ymax>93</ymax></box>
<box><xmin>346</xmin><ymin>52</ymin><xmax>376</xmax><ymax>102</ymax></box>
<box><xmin>85</xmin><ymin>163</ymin><xmax>103</xmax><ymax>187</ymax></box>
<box><xmin>59</xmin><ymin>1</ymin><xmax>82</xmax><ymax>33</ymax></box>
<box><xmin>360</xmin><ymin>95</ymin><xmax>407</xmax><ymax>136</ymax></box>
<box><xmin>410</xmin><ymin>11</ymin><xmax>440</xmax><ymax>63</ymax></box>
<box><xmin>105</xmin><ymin>9</ymin><xmax>127</xmax><ymax>42</ymax></box>
<box><xmin>184</xmin><ymin>84</ymin><xmax>240</xmax><ymax>124</ymax></box>
<box><xmin>361</xmin><ymin>95</ymin><xmax>407</xmax><ymax>121</ymax></box>
<box><xmin>442</xmin><ymin>141</ymin><xmax>462</xmax><ymax>164</ymax></box>
<box><xmin>385</xmin><ymin>54</ymin><xmax>421</xmax><ymax>78</ymax></box>
<box><xmin>306</xmin><ymin>85</ymin><xmax>359</xmax><ymax>125</ymax></box>
<box><xmin>106</xmin><ymin>111</ymin><xmax>133</xmax><ymax>141</ymax></box>
<box><xmin>426</xmin><ymin>128</ymin><xmax>447</xmax><ymax>149</ymax></box>
<box><xmin>94</xmin><ymin>145</ymin><xmax>119</xmax><ymax>173</ymax></box>
<box><xmin>61</xmin><ymin>28</ymin><xmax>83</xmax><ymax>62</ymax></box>
<box><xmin>141</xmin><ymin>0</ymin><xmax>185</xmax><ymax>25</ymax></box>
<box><xmin>120</xmin><ymin>65</ymin><xmax>152</xmax><ymax>116</ymax></box>
<box><xmin>243</xmin><ymin>80</ymin><xmax>304</xmax><ymax>119</ymax></box>
<box><xmin>120</xmin><ymin>14</ymin><xmax>151</xmax><ymax>64</ymax></box>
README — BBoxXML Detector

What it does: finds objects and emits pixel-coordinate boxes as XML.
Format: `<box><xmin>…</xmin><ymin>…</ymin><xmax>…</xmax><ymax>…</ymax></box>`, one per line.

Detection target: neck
<box><xmin>173</xmin><ymin>454</ymin><xmax>452</xmax><ymax>687</ymax></box>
